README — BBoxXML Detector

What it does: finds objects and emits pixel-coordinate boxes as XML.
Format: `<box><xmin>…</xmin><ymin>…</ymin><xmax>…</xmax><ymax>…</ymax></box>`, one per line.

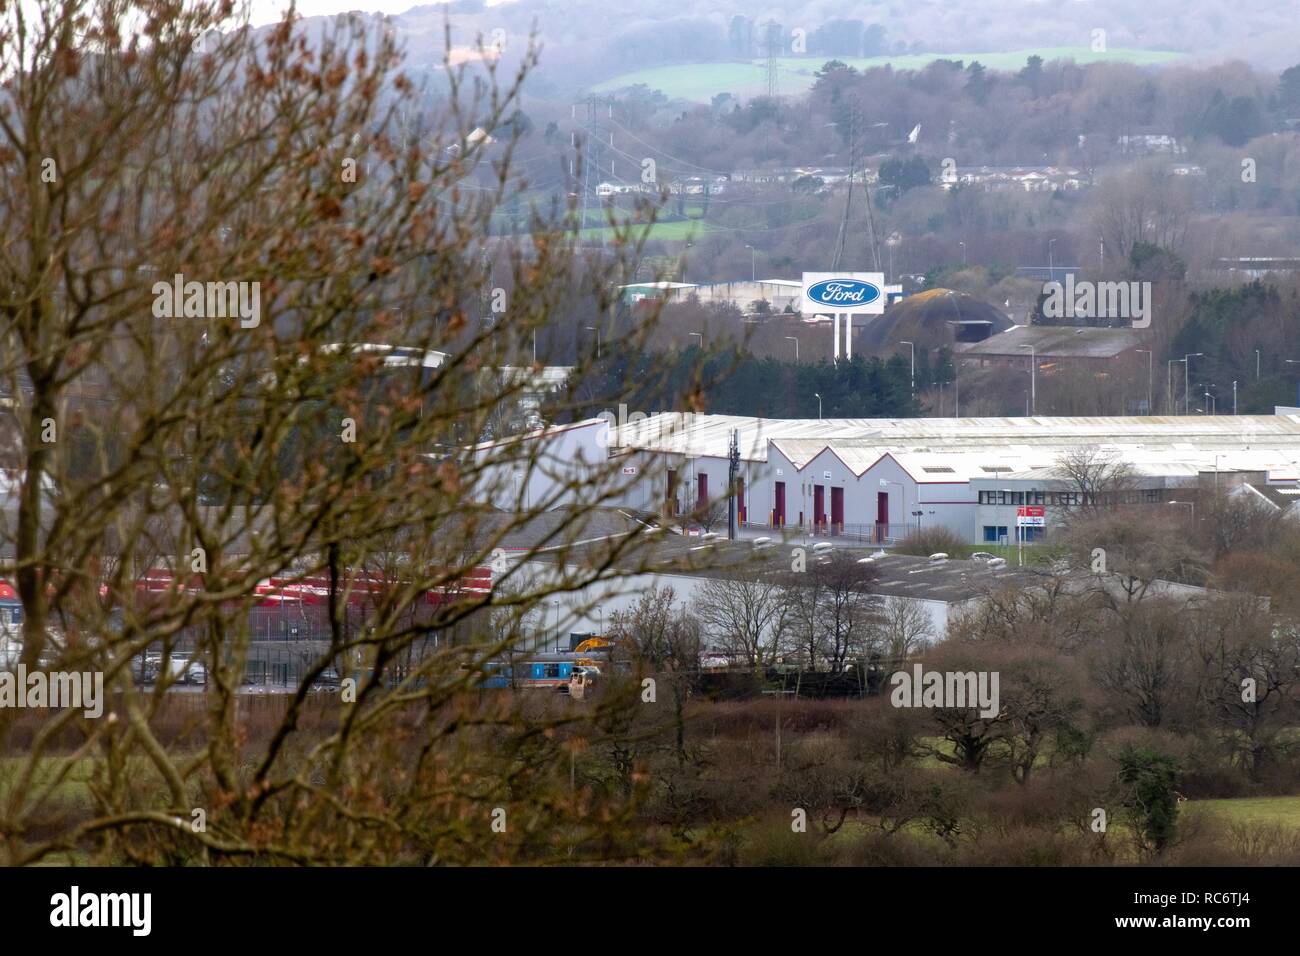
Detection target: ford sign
<box><xmin>801</xmin><ymin>272</ymin><xmax>887</xmax><ymax>316</ymax></box>
<box><xmin>806</xmin><ymin>278</ymin><xmax>881</xmax><ymax>309</ymax></box>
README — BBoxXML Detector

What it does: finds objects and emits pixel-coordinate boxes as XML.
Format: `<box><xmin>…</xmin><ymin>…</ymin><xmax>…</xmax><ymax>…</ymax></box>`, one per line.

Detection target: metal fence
<box><xmin>742</xmin><ymin>520</ymin><xmax>912</xmax><ymax>544</ymax></box>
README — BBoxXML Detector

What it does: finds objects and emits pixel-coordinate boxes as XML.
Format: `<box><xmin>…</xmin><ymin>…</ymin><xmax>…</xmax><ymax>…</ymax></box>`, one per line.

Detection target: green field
<box><xmin>1192</xmin><ymin>795</ymin><xmax>1300</xmax><ymax>828</ymax></box>
<box><xmin>580</xmin><ymin>218</ymin><xmax>706</xmax><ymax>241</ymax></box>
<box><xmin>593</xmin><ymin>48</ymin><xmax>1184</xmax><ymax>102</ymax></box>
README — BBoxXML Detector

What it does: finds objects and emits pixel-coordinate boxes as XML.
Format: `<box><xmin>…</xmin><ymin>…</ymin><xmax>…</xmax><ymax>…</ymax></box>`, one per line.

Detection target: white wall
<box><xmin>514</xmin><ymin>558</ymin><xmax>955</xmax><ymax>649</ymax></box>
<box><xmin>470</xmin><ymin>420</ymin><xmax>612</xmax><ymax>511</ymax></box>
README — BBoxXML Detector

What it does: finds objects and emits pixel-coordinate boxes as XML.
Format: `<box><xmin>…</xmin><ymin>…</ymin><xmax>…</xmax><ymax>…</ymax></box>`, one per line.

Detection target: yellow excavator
<box><xmin>573</xmin><ymin>636</ymin><xmax>612</xmax><ymax>655</ymax></box>
<box><xmin>570</xmin><ymin>636</ymin><xmax>613</xmax><ymax>674</ymax></box>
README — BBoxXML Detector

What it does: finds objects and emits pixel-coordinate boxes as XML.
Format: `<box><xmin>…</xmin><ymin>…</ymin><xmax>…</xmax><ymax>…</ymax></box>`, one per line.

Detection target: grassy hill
<box><xmin>593</xmin><ymin>47</ymin><xmax>1184</xmax><ymax>102</ymax></box>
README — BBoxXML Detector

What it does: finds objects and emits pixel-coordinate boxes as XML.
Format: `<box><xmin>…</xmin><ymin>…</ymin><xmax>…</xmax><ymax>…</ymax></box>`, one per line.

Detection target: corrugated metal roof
<box><xmin>956</xmin><ymin>324</ymin><xmax>1143</xmax><ymax>358</ymax></box>
<box><xmin>612</xmin><ymin>413</ymin><xmax>1300</xmax><ymax>481</ymax></box>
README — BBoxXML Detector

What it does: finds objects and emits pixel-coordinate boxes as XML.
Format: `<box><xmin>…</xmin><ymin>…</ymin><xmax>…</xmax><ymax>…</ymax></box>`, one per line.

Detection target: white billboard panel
<box><xmin>801</xmin><ymin>272</ymin><xmax>886</xmax><ymax>316</ymax></box>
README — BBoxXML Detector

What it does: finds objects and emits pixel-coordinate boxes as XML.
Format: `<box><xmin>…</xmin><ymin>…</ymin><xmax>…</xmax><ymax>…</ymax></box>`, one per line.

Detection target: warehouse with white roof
<box><xmin>479</xmin><ymin>412</ymin><xmax>1300</xmax><ymax>546</ymax></box>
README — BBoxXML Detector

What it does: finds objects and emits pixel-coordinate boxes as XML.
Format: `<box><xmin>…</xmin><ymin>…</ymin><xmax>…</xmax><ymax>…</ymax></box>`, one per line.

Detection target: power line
<box><xmin>763</xmin><ymin>20</ymin><xmax>781</xmax><ymax>98</ymax></box>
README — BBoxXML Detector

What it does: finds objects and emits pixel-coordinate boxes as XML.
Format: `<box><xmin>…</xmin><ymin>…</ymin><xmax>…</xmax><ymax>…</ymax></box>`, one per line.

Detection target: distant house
<box><xmin>692</xmin><ymin>279</ymin><xmax>803</xmax><ymax>313</ymax></box>
<box><xmin>1210</xmin><ymin>257</ymin><xmax>1300</xmax><ymax>280</ymax></box>
<box><xmin>1235</xmin><ymin>483</ymin><xmax>1300</xmax><ymax>521</ymax></box>
<box><xmin>1117</xmin><ymin>132</ymin><xmax>1185</xmax><ymax>155</ymax></box>
<box><xmin>944</xmin><ymin>165</ymin><xmax>1085</xmax><ymax>192</ymax></box>
<box><xmin>618</xmin><ymin>281</ymin><xmax>698</xmax><ymax>305</ymax></box>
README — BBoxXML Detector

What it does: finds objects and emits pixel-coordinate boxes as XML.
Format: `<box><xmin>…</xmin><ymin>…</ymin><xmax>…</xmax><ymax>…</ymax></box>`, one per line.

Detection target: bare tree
<box><xmin>1188</xmin><ymin>596</ymin><xmax>1300</xmax><ymax>782</ymax></box>
<box><xmin>778</xmin><ymin>552</ymin><xmax>879</xmax><ymax>671</ymax></box>
<box><xmin>609</xmin><ymin>586</ymin><xmax>700</xmax><ymax>764</ymax></box>
<box><xmin>1060</xmin><ymin>509</ymin><xmax>1208</xmax><ymax>601</ymax></box>
<box><xmin>692</xmin><ymin>571</ymin><xmax>788</xmax><ymax>670</ymax></box>
<box><xmin>1055</xmin><ymin>447</ymin><xmax>1137</xmax><ymax>516</ymax></box>
<box><xmin>874</xmin><ymin>596</ymin><xmax>936</xmax><ymax>661</ymax></box>
<box><xmin>1091</xmin><ymin>598</ymin><xmax>1191</xmax><ymax>728</ymax></box>
<box><xmin>0</xmin><ymin>0</ymin><xmax>684</xmax><ymax>866</ymax></box>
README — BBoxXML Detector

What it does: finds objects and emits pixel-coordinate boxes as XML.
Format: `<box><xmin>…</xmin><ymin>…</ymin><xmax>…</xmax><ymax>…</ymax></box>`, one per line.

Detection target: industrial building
<box><xmin>476</xmin><ymin>412</ymin><xmax>1300</xmax><ymax>546</ymax></box>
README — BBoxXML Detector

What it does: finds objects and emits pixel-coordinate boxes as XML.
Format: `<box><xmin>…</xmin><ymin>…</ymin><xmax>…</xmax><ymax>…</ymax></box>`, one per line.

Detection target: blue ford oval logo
<box><xmin>807</xmin><ymin>278</ymin><xmax>881</xmax><ymax>308</ymax></box>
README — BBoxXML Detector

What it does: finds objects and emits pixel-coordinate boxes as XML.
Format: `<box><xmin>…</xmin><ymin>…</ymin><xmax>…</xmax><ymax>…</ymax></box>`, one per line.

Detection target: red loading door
<box><xmin>877</xmin><ymin>491</ymin><xmax>889</xmax><ymax>536</ymax></box>
<box><xmin>774</xmin><ymin>481</ymin><xmax>785</xmax><ymax>526</ymax></box>
<box><xmin>737</xmin><ymin>477</ymin><xmax>746</xmax><ymax>522</ymax></box>
<box><xmin>814</xmin><ymin>485</ymin><xmax>825</xmax><ymax>529</ymax></box>
<box><xmin>831</xmin><ymin>487</ymin><xmax>844</xmax><ymax>534</ymax></box>
<box><xmin>697</xmin><ymin>473</ymin><xmax>708</xmax><ymax>508</ymax></box>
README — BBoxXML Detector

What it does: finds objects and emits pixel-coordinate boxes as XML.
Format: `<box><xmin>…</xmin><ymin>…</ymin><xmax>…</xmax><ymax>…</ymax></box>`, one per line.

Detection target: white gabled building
<box><xmin>480</xmin><ymin>413</ymin><xmax>1300</xmax><ymax>546</ymax></box>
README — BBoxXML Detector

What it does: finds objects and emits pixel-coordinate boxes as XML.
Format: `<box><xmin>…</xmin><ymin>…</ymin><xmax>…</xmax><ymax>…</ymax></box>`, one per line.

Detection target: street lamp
<box><xmin>1167</xmin><ymin>358</ymin><xmax>1182</xmax><ymax>413</ymax></box>
<box><xmin>585</xmin><ymin>325</ymin><xmax>601</xmax><ymax>359</ymax></box>
<box><xmin>1184</xmin><ymin>353</ymin><xmax>1203</xmax><ymax>415</ymax></box>
<box><xmin>745</xmin><ymin>244</ymin><xmax>757</xmax><ymax>282</ymax></box>
<box><xmin>784</xmin><ymin>335</ymin><xmax>799</xmax><ymax>361</ymax></box>
<box><xmin>688</xmin><ymin>331</ymin><xmax>703</xmax><ymax>348</ymax></box>
<box><xmin>1135</xmin><ymin>349</ymin><xmax>1153</xmax><ymax>415</ymax></box>
<box><xmin>1168</xmin><ymin>500</ymin><xmax>1195</xmax><ymax>523</ymax></box>
<box><xmin>1048</xmin><ymin>238</ymin><xmax>1056</xmax><ymax>277</ymax></box>
<box><xmin>1199</xmin><ymin>385</ymin><xmax>1215</xmax><ymax>416</ymax></box>
<box><xmin>813</xmin><ymin>392</ymin><xmax>823</xmax><ymax>420</ymax></box>
<box><xmin>1018</xmin><ymin>343</ymin><xmax>1035</xmax><ymax>416</ymax></box>
<box><xmin>959</xmin><ymin>241</ymin><xmax>966</xmax><ymax>266</ymax></box>
<box><xmin>898</xmin><ymin>341</ymin><xmax>915</xmax><ymax>394</ymax></box>
<box><xmin>936</xmin><ymin>380</ymin><xmax>950</xmax><ymax>417</ymax></box>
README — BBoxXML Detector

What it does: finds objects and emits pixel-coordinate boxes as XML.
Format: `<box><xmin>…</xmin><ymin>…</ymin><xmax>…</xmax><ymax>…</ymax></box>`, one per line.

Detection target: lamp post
<box><xmin>1233</xmin><ymin>379</ymin><xmax>1238</xmax><ymax>415</ymax></box>
<box><xmin>959</xmin><ymin>241</ymin><xmax>966</xmax><ymax>266</ymax></box>
<box><xmin>1256</xmin><ymin>349</ymin><xmax>1261</xmax><ymax>378</ymax></box>
<box><xmin>1018</xmin><ymin>343</ymin><xmax>1036</xmax><ymax>416</ymax></box>
<box><xmin>898</xmin><ymin>340</ymin><xmax>915</xmax><ymax>394</ymax></box>
<box><xmin>814</xmin><ymin>392</ymin><xmax>822</xmax><ymax>420</ymax></box>
<box><xmin>1001</xmin><ymin>486</ymin><xmax>1024</xmax><ymax>566</ymax></box>
<box><xmin>1048</xmin><ymin>238</ymin><xmax>1056</xmax><ymax>277</ymax></box>
<box><xmin>1168</xmin><ymin>500</ymin><xmax>1195</xmax><ymax>524</ymax></box>
<box><xmin>688</xmin><ymin>331</ymin><xmax>703</xmax><ymax>349</ymax></box>
<box><xmin>1184</xmin><ymin>353</ymin><xmax>1203</xmax><ymax>415</ymax></box>
<box><xmin>585</xmin><ymin>325</ymin><xmax>601</xmax><ymax>359</ymax></box>
<box><xmin>1167</xmin><ymin>359</ymin><xmax>1182</xmax><ymax>414</ymax></box>
<box><xmin>745</xmin><ymin>244</ymin><xmax>756</xmax><ymax>282</ymax></box>
<box><xmin>1135</xmin><ymin>349</ymin><xmax>1153</xmax><ymax>415</ymax></box>
<box><xmin>785</xmin><ymin>335</ymin><xmax>799</xmax><ymax>361</ymax></box>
